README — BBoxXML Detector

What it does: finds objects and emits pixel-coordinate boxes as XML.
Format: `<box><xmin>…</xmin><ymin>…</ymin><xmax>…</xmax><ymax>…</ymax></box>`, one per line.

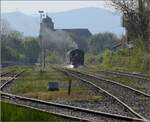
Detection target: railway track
<box><xmin>0</xmin><ymin>68</ymin><xmax>146</xmax><ymax>122</ymax></box>
<box><xmin>116</xmin><ymin>70</ymin><xmax>150</xmax><ymax>78</ymax></box>
<box><xmin>1</xmin><ymin>91</ymin><xmax>145</xmax><ymax>122</ymax></box>
<box><xmin>99</xmin><ymin>70</ymin><xmax>150</xmax><ymax>95</ymax></box>
<box><xmin>54</xmin><ymin>67</ymin><xmax>149</xmax><ymax>122</ymax></box>
<box><xmin>1</xmin><ymin>71</ymin><xmax>9</xmax><ymax>77</ymax></box>
<box><xmin>0</xmin><ymin>70</ymin><xmax>25</xmax><ymax>90</ymax></box>
<box><xmin>0</xmin><ymin>70</ymin><xmax>15</xmax><ymax>77</ymax></box>
<box><xmin>102</xmin><ymin>70</ymin><xmax>150</xmax><ymax>81</ymax></box>
<box><xmin>83</xmin><ymin>71</ymin><xmax>150</xmax><ymax>97</ymax></box>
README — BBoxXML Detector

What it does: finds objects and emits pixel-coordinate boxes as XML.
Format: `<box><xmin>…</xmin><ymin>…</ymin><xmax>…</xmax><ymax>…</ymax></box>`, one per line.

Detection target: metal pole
<box><xmin>44</xmin><ymin>48</ymin><xmax>46</xmax><ymax>68</ymax></box>
<box><xmin>38</xmin><ymin>11</ymin><xmax>44</xmax><ymax>71</ymax></box>
<box><xmin>68</xmin><ymin>80</ymin><xmax>72</xmax><ymax>95</ymax></box>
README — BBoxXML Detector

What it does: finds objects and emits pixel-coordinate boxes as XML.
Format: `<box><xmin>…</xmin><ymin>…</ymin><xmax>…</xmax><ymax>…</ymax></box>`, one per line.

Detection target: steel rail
<box><xmin>54</xmin><ymin>67</ymin><xmax>148</xmax><ymax>122</ymax></box>
<box><xmin>0</xmin><ymin>70</ymin><xmax>14</xmax><ymax>77</ymax></box>
<box><xmin>103</xmin><ymin>70</ymin><xmax>150</xmax><ymax>81</ymax></box>
<box><xmin>66</xmin><ymin>69</ymin><xmax>150</xmax><ymax>97</ymax></box>
<box><xmin>0</xmin><ymin>91</ymin><xmax>146</xmax><ymax>122</ymax></box>
<box><xmin>1</xmin><ymin>72</ymin><xmax>9</xmax><ymax>77</ymax></box>
<box><xmin>0</xmin><ymin>70</ymin><xmax>25</xmax><ymax>90</ymax></box>
<box><xmin>115</xmin><ymin>70</ymin><xmax>150</xmax><ymax>78</ymax></box>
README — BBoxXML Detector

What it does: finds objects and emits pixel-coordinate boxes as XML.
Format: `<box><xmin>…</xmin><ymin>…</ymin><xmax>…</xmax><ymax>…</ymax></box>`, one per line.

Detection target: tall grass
<box><xmin>102</xmin><ymin>48</ymin><xmax>150</xmax><ymax>73</ymax></box>
<box><xmin>1</xmin><ymin>101</ymin><xmax>69</xmax><ymax>121</ymax></box>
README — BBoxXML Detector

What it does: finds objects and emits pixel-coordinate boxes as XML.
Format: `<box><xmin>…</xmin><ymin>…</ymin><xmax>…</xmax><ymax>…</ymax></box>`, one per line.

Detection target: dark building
<box><xmin>42</xmin><ymin>15</ymin><xmax>54</xmax><ymax>30</ymax></box>
<box><xmin>40</xmin><ymin>15</ymin><xmax>92</xmax><ymax>50</ymax></box>
<box><xmin>61</xmin><ymin>29</ymin><xmax>92</xmax><ymax>50</ymax></box>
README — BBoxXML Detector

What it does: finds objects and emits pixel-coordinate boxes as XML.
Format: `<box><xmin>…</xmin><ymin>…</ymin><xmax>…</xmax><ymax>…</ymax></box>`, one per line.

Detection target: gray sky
<box><xmin>1</xmin><ymin>1</ymin><xmax>112</xmax><ymax>15</ymax></box>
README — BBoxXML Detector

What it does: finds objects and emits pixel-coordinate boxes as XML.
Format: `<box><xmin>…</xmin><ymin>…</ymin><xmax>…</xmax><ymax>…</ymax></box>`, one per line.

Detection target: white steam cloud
<box><xmin>41</xmin><ymin>28</ymin><xmax>78</xmax><ymax>51</ymax></box>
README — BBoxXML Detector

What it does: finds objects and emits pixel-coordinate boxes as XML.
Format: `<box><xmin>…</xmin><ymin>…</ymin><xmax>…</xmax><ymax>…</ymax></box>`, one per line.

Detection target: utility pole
<box><xmin>44</xmin><ymin>47</ymin><xmax>46</xmax><ymax>68</ymax></box>
<box><xmin>38</xmin><ymin>10</ymin><xmax>44</xmax><ymax>71</ymax></box>
<box><xmin>68</xmin><ymin>80</ymin><xmax>72</xmax><ymax>95</ymax></box>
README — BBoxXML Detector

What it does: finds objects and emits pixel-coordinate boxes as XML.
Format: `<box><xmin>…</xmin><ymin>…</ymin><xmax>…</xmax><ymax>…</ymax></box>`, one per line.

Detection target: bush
<box><xmin>102</xmin><ymin>49</ymin><xmax>113</xmax><ymax>68</ymax></box>
<box><xmin>88</xmin><ymin>32</ymin><xmax>119</xmax><ymax>54</ymax></box>
<box><xmin>45</xmin><ymin>52</ymin><xmax>63</xmax><ymax>64</ymax></box>
<box><xmin>102</xmin><ymin>48</ymin><xmax>150</xmax><ymax>73</ymax></box>
<box><xmin>85</xmin><ymin>53</ymin><xmax>102</xmax><ymax>64</ymax></box>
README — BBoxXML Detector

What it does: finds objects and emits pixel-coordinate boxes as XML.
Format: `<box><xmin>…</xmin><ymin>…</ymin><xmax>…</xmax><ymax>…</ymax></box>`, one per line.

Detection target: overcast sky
<box><xmin>1</xmin><ymin>1</ymin><xmax>112</xmax><ymax>15</ymax></box>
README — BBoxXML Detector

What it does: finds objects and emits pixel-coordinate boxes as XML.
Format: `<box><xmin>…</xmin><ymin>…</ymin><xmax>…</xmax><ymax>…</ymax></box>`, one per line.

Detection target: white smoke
<box><xmin>64</xmin><ymin>64</ymin><xmax>74</xmax><ymax>68</ymax></box>
<box><xmin>41</xmin><ymin>28</ymin><xmax>78</xmax><ymax>51</ymax></box>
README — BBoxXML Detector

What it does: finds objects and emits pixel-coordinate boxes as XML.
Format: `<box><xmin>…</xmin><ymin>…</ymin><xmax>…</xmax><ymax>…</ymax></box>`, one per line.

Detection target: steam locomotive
<box><xmin>68</xmin><ymin>49</ymin><xmax>84</xmax><ymax>68</ymax></box>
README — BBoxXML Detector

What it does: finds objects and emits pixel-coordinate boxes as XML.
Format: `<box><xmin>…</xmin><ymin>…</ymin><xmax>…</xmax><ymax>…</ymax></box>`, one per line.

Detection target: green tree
<box><xmin>1</xmin><ymin>30</ymin><xmax>25</xmax><ymax>62</ymax></box>
<box><xmin>23</xmin><ymin>37</ymin><xmax>40</xmax><ymax>63</ymax></box>
<box><xmin>45</xmin><ymin>51</ymin><xmax>63</xmax><ymax>64</ymax></box>
<box><xmin>88</xmin><ymin>32</ymin><xmax>118</xmax><ymax>54</ymax></box>
<box><xmin>110</xmin><ymin>0</ymin><xmax>150</xmax><ymax>52</ymax></box>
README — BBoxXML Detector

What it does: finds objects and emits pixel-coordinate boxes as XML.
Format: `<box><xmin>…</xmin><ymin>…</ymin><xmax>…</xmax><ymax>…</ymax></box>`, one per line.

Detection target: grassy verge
<box><xmin>11</xmin><ymin>65</ymin><xmax>101</xmax><ymax>101</ymax></box>
<box><xmin>78</xmin><ymin>64</ymin><xmax>103</xmax><ymax>73</ymax></box>
<box><xmin>1</xmin><ymin>101</ymin><xmax>71</xmax><ymax>122</ymax></box>
<box><xmin>101</xmin><ymin>48</ymin><xmax>150</xmax><ymax>74</ymax></box>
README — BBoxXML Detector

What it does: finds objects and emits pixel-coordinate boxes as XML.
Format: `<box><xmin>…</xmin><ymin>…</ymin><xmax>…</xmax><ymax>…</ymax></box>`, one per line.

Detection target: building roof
<box><xmin>41</xmin><ymin>15</ymin><xmax>92</xmax><ymax>50</ymax></box>
<box><xmin>60</xmin><ymin>28</ymin><xmax>92</xmax><ymax>50</ymax></box>
<box><xmin>61</xmin><ymin>29</ymin><xmax>92</xmax><ymax>38</ymax></box>
<box><xmin>112</xmin><ymin>42</ymin><xmax>122</xmax><ymax>49</ymax></box>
